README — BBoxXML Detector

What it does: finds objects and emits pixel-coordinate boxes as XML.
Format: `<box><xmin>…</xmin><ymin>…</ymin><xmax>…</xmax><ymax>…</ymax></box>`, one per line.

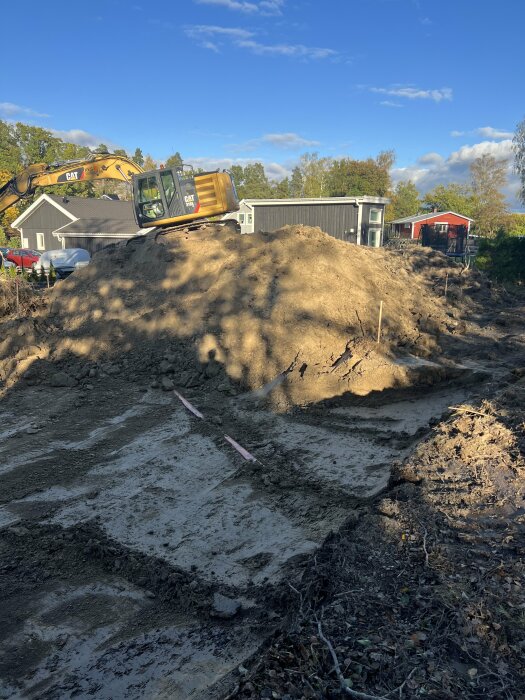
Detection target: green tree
<box><xmin>470</xmin><ymin>154</ymin><xmax>508</xmax><ymax>237</ymax></box>
<box><xmin>290</xmin><ymin>166</ymin><xmax>304</xmax><ymax>197</ymax></box>
<box><xmin>165</xmin><ymin>151</ymin><xmax>183</xmax><ymax>168</ymax></box>
<box><xmin>271</xmin><ymin>177</ymin><xmax>291</xmax><ymax>198</ymax></box>
<box><xmin>236</xmin><ymin>163</ymin><xmax>272</xmax><ymax>199</ymax></box>
<box><xmin>422</xmin><ymin>183</ymin><xmax>475</xmax><ymax>217</ymax></box>
<box><xmin>133</xmin><ymin>148</ymin><xmax>145</xmax><ymax>167</ymax></box>
<box><xmin>387</xmin><ymin>180</ymin><xmax>420</xmax><ymax>220</ymax></box>
<box><xmin>143</xmin><ymin>154</ymin><xmax>157</xmax><ymax>171</ymax></box>
<box><xmin>299</xmin><ymin>153</ymin><xmax>332</xmax><ymax>197</ymax></box>
<box><xmin>230</xmin><ymin>165</ymin><xmax>245</xmax><ymax>195</ymax></box>
<box><xmin>513</xmin><ymin>116</ymin><xmax>525</xmax><ymax>204</ymax></box>
<box><xmin>113</xmin><ymin>148</ymin><xmax>128</xmax><ymax>158</ymax></box>
<box><xmin>327</xmin><ymin>157</ymin><xmax>389</xmax><ymax>197</ymax></box>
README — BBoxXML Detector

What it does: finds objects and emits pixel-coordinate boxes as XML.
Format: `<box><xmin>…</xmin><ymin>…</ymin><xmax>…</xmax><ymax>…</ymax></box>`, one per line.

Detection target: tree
<box><xmin>422</xmin><ymin>183</ymin><xmax>475</xmax><ymax>217</ymax></box>
<box><xmin>271</xmin><ymin>177</ymin><xmax>291</xmax><ymax>198</ymax></box>
<box><xmin>237</xmin><ymin>163</ymin><xmax>272</xmax><ymax>199</ymax></box>
<box><xmin>513</xmin><ymin>116</ymin><xmax>525</xmax><ymax>204</ymax></box>
<box><xmin>299</xmin><ymin>153</ymin><xmax>332</xmax><ymax>197</ymax></box>
<box><xmin>230</xmin><ymin>165</ymin><xmax>245</xmax><ymax>194</ymax></box>
<box><xmin>290</xmin><ymin>166</ymin><xmax>304</xmax><ymax>197</ymax></box>
<box><xmin>327</xmin><ymin>156</ymin><xmax>390</xmax><ymax>197</ymax></box>
<box><xmin>113</xmin><ymin>148</ymin><xmax>128</xmax><ymax>158</ymax></box>
<box><xmin>470</xmin><ymin>154</ymin><xmax>508</xmax><ymax>237</ymax></box>
<box><xmin>133</xmin><ymin>148</ymin><xmax>145</xmax><ymax>167</ymax></box>
<box><xmin>165</xmin><ymin>151</ymin><xmax>183</xmax><ymax>168</ymax></box>
<box><xmin>504</xmin><ymin>212</ymin><xmax>525</xmax><ymax>236</ymax></box>
<box><xmin>387</xmin><ymin>180</ymin><xmax>420</xmax><ymax>220</ymax></box>
<box><xmin>143</xmin><ymin>154</ymin><xmax>157</xmax><ymax>171</ymax></box>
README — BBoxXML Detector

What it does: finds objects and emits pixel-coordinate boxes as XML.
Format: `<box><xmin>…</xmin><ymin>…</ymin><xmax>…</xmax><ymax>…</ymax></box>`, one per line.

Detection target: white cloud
<box><xmin>49</xmin><ymin>128</ymin><xmax>119</xmax><ymax>150</ymax></box>
<box><xmin>185</xmin><ymin>155</ymin><xmax>291</xmax><ymax>180</ymax></box>
<box><xmin>392</xmin><ymin>139</ymin><xmax>521</xmax><ymax>209</ymax></box>
<box><xmin>194</xmin><ymin>0</ymin><xmax>284</xmax><ymax>14</ymax></box>
<box><xmin>263</xmin><ymin>133</ymin><xmax>320</xmax><ymax>148</ymax></box>
<box><xmin>185</xmin><ymin>25</ymin><xmax>338</xmax><ymax>59</ymax></box>
<box><xmin>185</xmin><ymin>24</ymin><xmax>253</xmax><ymax>38</ymax></box>
<box><xmin>0</xmin><ymin>102</ymin><xmax>49</xmax><ymax>118</ymax></box>
<box><xmin>370</xmin><ymin>86</ymin><xmax>453</xmax><ymax>103</ymax></box>
<box><xmin>451</xmin><ymin>126</ymin><xmax>514</xmax><ymax>140</ymax></box>
<box><xmin>380</xmin><ymin>100</ymin><xmax>403</xmax><ymax>108</ymax></box>
<box><xmin>232</xmin><ymin>132</ymin><xmax>320</xmax><ymax>152</ymax></box>
<box><xmin>237</xmin><ymin>39</ymin><xmax>337</xmax><ymax>59</ymax></box>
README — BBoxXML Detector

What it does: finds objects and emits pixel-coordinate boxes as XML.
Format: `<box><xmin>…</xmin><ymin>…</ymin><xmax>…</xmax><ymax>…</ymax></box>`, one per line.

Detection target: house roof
<box><xmin>389</xmin><ymin>211</ymin><xmax>475</xmax><ymax>224</ymax></box>
<box><xmin>239</xmin><ymin>196</ymin><xmax>389</xmax><ymax>208</ymax></box>
<box><xmin>46</xmin><ymin>194</ymin><xmax>135</xmax><ymax>220</ymax></box>
<box><xmin>11</xmin><ymin>193</ymin><xmax>137</xmax><ymax>229</ymax></box>
<box><xmin>54</xmin><ymin>218</ymin><xmax>146</xmax><ymax>237</ymax></box>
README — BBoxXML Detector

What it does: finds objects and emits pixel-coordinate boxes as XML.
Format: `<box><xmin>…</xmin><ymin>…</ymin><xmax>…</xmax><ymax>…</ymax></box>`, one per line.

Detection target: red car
<box><xmin>6</xmin><ymin>248</ymin><xmax>41</xmax><ymax>270</ymax></box>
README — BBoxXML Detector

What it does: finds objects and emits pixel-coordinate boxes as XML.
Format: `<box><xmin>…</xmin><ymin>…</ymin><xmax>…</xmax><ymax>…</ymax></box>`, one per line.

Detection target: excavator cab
<box><xmin>133</xmin><ymin>165</ymin><xmax>200</xmax><ymax>228</ymax></box>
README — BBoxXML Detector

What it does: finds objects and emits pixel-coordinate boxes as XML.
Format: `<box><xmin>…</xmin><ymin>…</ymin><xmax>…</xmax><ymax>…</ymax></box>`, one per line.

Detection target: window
<box><xmin>247</xmin><ymin>213</ymin><xmax>253</xmax><ymax>225</ymax></box>
<box><xmin>36</xmin><ymin>233</ymin><xmax>45</xmax><ymax>251</ymax></box>
<box><xmin>368</xmin><ymin>228</ymin><xmax>381</xmax><ymax>247</ymax></box>
<box><xmin>238</xmin><ymin>213</ymin><xmax>245</xmax><ymax>225</ymax></box>
<box><xmin>137</xmin><ymin>176</ymin><xmax>165</xmax><ymax>219</ymax></box>
<box><xmin>160</xmin><ymin>171</ymin><xmax>176</xmax><ymax>206</ymax></box>
<box><xmin>369</xmin><ymin>209</ymin><xmax>382</xmax><ymax>224</ymax></box>
<box><xmin>403</xmin><ymin>223</ymin><xmax>411</xmax><ymax>230</ymax></box>
<box><xmin>434</xmin><ymin>223</ymin><xmax>448</xmax><ymax>233</ymax></box>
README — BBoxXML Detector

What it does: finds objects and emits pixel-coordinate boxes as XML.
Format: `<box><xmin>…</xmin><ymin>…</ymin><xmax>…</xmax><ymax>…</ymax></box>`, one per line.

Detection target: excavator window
<box><xmin>160</xmin><ymin>171</ymin><xmax>177</xmax><ymax>206</ymax></box>
<box><xmin>137</xmin><ymin>175</ymin><xmax>165</xmax><ymax>220</ymax></box>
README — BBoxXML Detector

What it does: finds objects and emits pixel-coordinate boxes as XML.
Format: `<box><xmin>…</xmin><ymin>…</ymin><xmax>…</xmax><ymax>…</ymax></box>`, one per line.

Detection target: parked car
<box><xmin>34</xmin><ymin>249</ymin><xmax>90</xmax><ymax>278</ymax></box>
<box><xmin>6</xmin><ymin>248</ymin><xmax>41</xmax><ymax>270</ymax></box>
<box><xmin>0</xmin><ymin>251</ymin><xmax>16</xmax><ymax>271</ymax></box>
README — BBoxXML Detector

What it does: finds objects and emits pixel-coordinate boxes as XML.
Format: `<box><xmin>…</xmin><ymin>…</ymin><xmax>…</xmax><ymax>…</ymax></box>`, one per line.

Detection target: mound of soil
<box><xmin>33</xmin><ymin>224</ymin><xmax>489</xmax><ymax>408</ymax></box>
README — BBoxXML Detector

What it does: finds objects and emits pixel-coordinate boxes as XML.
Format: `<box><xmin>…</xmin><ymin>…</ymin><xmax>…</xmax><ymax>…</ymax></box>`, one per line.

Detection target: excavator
<box><xmin>0</xmin><ymin>152</ymin><xmax>240</xmax><ymax>231</ymax></box>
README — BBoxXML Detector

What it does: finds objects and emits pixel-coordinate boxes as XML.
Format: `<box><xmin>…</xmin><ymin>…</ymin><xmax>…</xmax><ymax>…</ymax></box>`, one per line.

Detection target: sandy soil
<box><xmin>0</xmin><ymin>228</ymin><xmax>522</xmax><ymax>699</ymax></box>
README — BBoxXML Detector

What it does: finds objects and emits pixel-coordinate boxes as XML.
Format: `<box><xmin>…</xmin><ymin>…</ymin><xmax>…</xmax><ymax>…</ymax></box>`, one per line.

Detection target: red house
<box><xmin>389</xmin><ymin>211</ymin><xmax>474</xmax><ymax>240</ymax></box>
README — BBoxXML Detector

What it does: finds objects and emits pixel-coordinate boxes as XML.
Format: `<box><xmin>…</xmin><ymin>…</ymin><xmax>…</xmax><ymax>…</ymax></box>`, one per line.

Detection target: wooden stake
<box><xmin>15</xmin><ymin>277</ymin><xmax>19</xmax><ymax>315</ymax></box>
<box><xmin>46</xmin><ymin>273</ymin><xmax>50</xmax><ymax>289</ymax></box>
<box><xmin>444</xmin><ymin>272</ymin><xmax>449</xmax><ymax>298</ymax></box>
<box><xmin>376</xmin><ymin>300</ymin><xmax>383</xmax><ymax>344</ymax></box>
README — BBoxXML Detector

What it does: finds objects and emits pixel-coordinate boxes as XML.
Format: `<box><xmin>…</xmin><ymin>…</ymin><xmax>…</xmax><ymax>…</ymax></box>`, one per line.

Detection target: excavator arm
<box><xmin>0</xmin><ymin>154</ymin><xmax>144</xmax><ymax>215</ymax></box>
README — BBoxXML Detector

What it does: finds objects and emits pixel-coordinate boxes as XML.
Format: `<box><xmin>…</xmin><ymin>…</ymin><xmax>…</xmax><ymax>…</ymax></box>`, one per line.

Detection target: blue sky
<box><xmin>0</xmin><ymin>0</ymin><xmax>524</xmax><ymax>207</ymax></box>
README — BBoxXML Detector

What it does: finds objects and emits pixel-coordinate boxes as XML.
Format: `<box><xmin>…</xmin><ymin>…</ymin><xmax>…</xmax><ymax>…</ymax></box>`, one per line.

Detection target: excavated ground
<box><xmin>0</xmin><ymin>226</ymin><xmax>523</xmax><ymax>699</ymax></box>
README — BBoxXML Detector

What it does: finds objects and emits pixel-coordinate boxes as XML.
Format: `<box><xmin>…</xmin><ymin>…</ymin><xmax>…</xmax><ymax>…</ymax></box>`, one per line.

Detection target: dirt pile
<box><xmin>5</xmin><ymin>225</ymin><xmax>491</xmax><ymax>406</ymax></box>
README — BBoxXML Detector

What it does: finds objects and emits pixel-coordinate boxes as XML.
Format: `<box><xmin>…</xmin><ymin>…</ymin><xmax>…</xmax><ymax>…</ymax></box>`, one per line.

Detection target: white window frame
<box><xmin>36</xmin><ymin>232</ymin><xmax>45</xmax><ymax>251</ymax></box>
<box><xmin>369</xmin><ymin>208</ymin><xmax>382</xmax><ymax>224</ymax></box>
<box><xmin>238</xmin><ymin>213</ymin><xmax>245</xmax><ymax>225</ymax></box>
<box><xmin>20</xmin><ymin>229</ymin><xmax>29</xmax><ymax>248</ymax></box>
<box><xmin>368</xmin><ymin>228</ymin><xmax>381</xmax><ymax>247</ymax></box>
<box><xmin>247</xmin><ymin>212</ymin><xmax>253</xmax><ymax>225</ymax></box>
<box><xmin>434</xmin><ymin>222</ymin><xmax>448</xmax><ymax>233</ymax></box>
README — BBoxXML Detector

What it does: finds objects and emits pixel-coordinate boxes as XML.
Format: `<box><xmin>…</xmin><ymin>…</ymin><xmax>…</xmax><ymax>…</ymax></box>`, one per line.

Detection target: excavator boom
<box><xmin>0</xmin><ymin>153</ymin><xmax>239</xmax><ymax>230</ymax></box>
<box><xmin>0</xmin><ymin>154</ymin><xmax>144</xmax><ymax>215</ymax></box>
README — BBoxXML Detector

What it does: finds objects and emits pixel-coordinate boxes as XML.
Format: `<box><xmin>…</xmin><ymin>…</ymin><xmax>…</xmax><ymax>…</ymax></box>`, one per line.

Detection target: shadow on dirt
<box><xmin>0</xmin><ymin>228</ymin><xmax>523</xmax><ymax>699</ymax></box>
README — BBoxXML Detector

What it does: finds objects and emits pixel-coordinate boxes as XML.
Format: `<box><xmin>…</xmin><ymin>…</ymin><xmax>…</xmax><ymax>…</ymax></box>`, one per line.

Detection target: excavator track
<box><xmin>153</xmin><ymin>218</ymin><xmax>240</xmax><ymax>243</ymax></box>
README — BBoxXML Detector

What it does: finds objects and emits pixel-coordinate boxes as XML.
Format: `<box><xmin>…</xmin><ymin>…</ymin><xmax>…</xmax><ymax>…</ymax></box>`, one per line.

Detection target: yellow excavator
<box><xmin>0</xmin><ymin>152</ymin><xmax>239</xmax><ymax>230</ymax></box>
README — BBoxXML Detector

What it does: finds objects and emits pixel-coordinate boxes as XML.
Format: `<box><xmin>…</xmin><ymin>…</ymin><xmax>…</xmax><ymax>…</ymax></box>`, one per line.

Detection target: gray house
<box><xmin>12</xmin><ymin>194</ymin><xmax>149</xmax><ymax>254</ymax></box>
<box><xmin>222</xmin><ymin>196</ymin><xmax>389</xmax><ymax>246</ymax></box>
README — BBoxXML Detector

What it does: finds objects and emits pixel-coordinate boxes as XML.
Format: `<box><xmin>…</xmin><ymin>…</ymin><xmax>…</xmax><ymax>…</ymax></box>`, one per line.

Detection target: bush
<box><xmin>476</xmin><ymin>231</ymin><xmax>525</xmax><ymax>283</ymax></box>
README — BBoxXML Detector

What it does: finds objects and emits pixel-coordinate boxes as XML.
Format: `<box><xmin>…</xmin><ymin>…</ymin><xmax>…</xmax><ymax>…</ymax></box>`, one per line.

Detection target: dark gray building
<box><xmin>12</xmin><ymin>194</ymin><xmax>150</xmax><ymax>254</ymax></box>
<box><xmin>222</xmin><ymin>196</ymin><xmax>389</xmax><ymax>246</ymax></box>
